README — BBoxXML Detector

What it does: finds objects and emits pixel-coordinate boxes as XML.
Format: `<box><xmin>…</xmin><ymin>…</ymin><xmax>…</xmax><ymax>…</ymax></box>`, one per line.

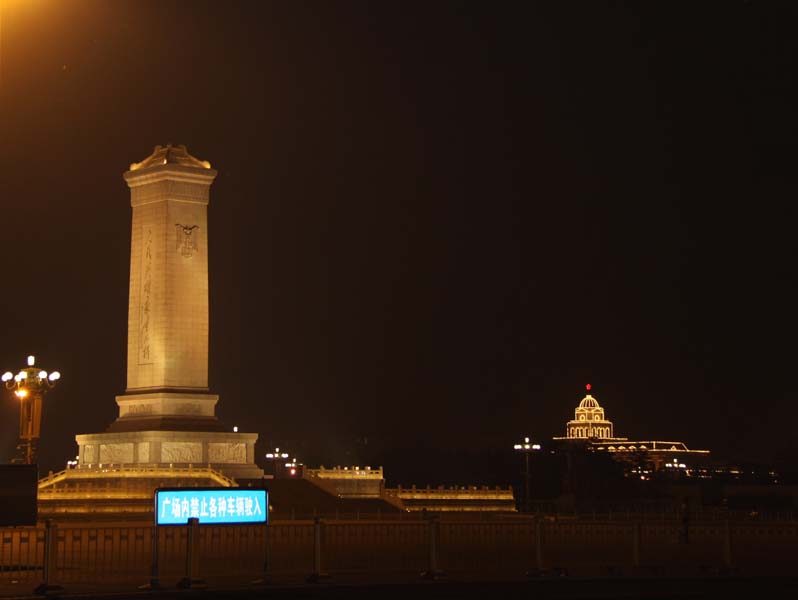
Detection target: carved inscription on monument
<box><xmin>174</xmin><ymin>403</ymin><xmax>201</xmax><ymax>415</ymax></box>
<box><xmin>100</xmin><ymin>443</ymin><xmax>134</xmax><ymax>464</ymax></box>
<box><xmin>175</xmin><ymin>224</ymin><xmax>199</xmax><ymax>258</ymax></box>
<box><xmin>138</xmin><ymin>226</ymin><xmax>154</xmax><ymax>364</ymax></box>
<box><xmin>124</xmin><ymin>403</ymin><xmax>154</xmax><ymax>417</ymax></box>
<box><xmin>208</xmin><ymin>442</ymin><xmax>246</xmax><ymax>463</ymax></box>
<box><xmin>167</xmin><ymin>181</ymin><xmax>208</xmax><ymax>202</ymax></box>
<box><xmin>161</xmin><ymin>442</ymin><xmax>202</xmax><ymax>463</ymax></box>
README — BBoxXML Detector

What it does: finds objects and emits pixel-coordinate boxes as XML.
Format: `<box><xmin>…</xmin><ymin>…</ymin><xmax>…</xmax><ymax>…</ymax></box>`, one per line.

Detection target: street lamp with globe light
<box><xmin>2</xmin><ymin>355</ymin><xmax>61</xmax><ymax>465</ymax></box>
<box><xmin>513</xmin><ymin>437</ymin><xmax>541</xmax><ymax>513</ymax></box>
<box><xmin>266</xmin><ymin>447</ymin><xmax>297</xmax><ymax>478</ymax></box>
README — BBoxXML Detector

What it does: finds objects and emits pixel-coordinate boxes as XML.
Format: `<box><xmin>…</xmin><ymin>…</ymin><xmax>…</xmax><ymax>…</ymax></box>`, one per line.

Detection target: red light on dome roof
<box><xmin>585</xmin><ymin>384</ymin><xmax>592</xmax><ymax>391</ymax></box>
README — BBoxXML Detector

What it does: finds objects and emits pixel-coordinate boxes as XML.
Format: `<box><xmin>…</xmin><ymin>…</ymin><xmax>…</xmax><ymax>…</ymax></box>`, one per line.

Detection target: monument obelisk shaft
<box><xmin>112</xmin><ymin>145</ymin><xmax>221</xmax><ymax>424</ymax></box>
<box><xmin>125</xmin><ymin>151</ymin><xmax>213</xmax><ymax>392</ymax></box>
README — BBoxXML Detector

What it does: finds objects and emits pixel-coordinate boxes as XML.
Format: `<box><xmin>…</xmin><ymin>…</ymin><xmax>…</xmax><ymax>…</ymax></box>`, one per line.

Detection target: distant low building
<box><xmin>300</xmin><ymin>466</ymin><xmax>517</xmax><ymax>513</ymax></box>
<box><xmin>385</xmin><ymin>485</ymin><xmax>517</xmax><ymax>513</ymax></box>
<box><xmin>305</xmin><ymin>466</ymin><xmax>385</xmax><ymax>498</ymax></box>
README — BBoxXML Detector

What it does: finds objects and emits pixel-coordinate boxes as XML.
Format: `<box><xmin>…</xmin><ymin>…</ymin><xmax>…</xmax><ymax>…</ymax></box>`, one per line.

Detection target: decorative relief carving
<box><xmin>125</xmin><ymin>403</ymin><xmax>154</xmax><ymax>416</ymax></box>
<box><xmin>175</xmin><ymin>224</ymin><xmax>199</xmax><ymax>258</ymax></box>
<box><xmin>99</xmin><ymin>443</ymin><xmax>134</xmax><ymax>464</ymax></box>
<box><xmin>137</xmin><ymin>442</ymin><xmax>150</xmax><ymax>463</ymax></box>
<box><xmin>131</xmin><ymin>182</ymin><xmax>207</xmax><ymax>205</ymax></box>
<box><xmin>168</xmin><ymin>181</ymin><xmax>208</xmax><ymax>201</ymax></box>
<box><xmin>208</xmin><ymin>443</ymin><xmax>246</xmax><ymax>463</ymax></box>
<box><xmin>131</xmin><ymin>186</ymin><xmax>165</xmax><ymax>204</ymax></box>
<box><xmin>161</xmin><ymin>442</ymin><xmax>202</xmax><ymax>463</ymax></box>
<box><xmin>83</xmin><ymin>444</ymin><xmax>97</xmax><ymax>464</ymax></box>
<box><xmin>138</xmin><ymin>226</ymin><xmax>153</xmax><ymax>364</ymax></box>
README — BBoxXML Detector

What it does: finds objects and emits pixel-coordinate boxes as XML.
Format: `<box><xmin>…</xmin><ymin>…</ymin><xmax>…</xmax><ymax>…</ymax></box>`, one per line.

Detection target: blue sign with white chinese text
<box><xmin>155</xmin><ymin>488</ymin><xmax>268</xmax><ymax>525</ymax></box>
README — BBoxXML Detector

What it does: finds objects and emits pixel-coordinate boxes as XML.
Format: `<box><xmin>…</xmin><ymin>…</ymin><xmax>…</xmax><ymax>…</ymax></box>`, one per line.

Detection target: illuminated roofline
<box><xmin>552</xmin><ymin>436</ymin><xmax>629</xmax><ymax>441</ymax></box>
<box><xmin>589</xmin><ymin>440</ymin><xmax>710</xmax><ymax>454</ymax></box>
<box><xmin>306</xmin><ymin>466</ymin><xmax>384</xmax><ymax>479</ymax></box>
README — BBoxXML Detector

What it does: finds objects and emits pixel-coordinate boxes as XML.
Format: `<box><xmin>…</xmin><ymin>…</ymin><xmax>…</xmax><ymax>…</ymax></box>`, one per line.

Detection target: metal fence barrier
<box><xmin>1</xmin><ymin>517</ymin><xmax>796</xmax><ymax>594</ymax></box>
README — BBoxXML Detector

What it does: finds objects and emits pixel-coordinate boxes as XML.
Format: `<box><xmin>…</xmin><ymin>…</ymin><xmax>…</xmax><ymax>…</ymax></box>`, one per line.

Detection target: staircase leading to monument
<box><xmin>266</xmin><ymin>478</ymin><xmax>403</xmax><ymax>520</ymax></box>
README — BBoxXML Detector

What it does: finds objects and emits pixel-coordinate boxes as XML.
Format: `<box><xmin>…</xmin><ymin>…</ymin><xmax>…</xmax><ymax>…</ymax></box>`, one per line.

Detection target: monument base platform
<box><xmin>37</xmin><ymin>464</ymin><xmax>269</xmax><ymax>521</ymax></box>
<box><xmin>75</xmin><ymin>430</ymin><xmax>264</xmax><ymax>481</ymax></box>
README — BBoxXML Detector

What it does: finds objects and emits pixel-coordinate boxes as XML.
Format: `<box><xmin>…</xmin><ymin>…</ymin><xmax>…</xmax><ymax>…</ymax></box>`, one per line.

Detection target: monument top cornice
<box><xmin>124</xmin><ymin>144</ymin><xmax>218</xmax><ymax>185</ymax></box>
<box><xmin>129</xmin><ymin>144</ymin><xmax>212</xmax><ymax>171</ymax></box>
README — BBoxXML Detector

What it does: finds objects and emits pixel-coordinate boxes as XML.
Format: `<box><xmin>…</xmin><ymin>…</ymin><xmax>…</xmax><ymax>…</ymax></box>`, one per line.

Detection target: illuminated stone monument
<box><xmin>74</xmin><ymin>145</ymin><xmax>263</xmax><ymax>480</ymax></box>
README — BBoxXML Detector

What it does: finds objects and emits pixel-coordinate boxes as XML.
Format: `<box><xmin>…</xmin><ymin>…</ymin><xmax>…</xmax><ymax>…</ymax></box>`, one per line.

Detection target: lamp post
<box><xmin>513</xmin><ymin>437</ymin><xmax>541</xmax><ymax>513</ymax></box>
<box><xmin>2</xmin><ymin>355</ymin><xmax>61</xmax><ymax>465</ymax></box>
<box><xmin>265</xmin><ymin>447</ymin><xmax>290</xmax><ymax>478</ymax></box>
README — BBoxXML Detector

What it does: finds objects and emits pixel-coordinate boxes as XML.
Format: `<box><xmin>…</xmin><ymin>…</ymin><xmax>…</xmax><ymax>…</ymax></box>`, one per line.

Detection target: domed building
<box><xmin>565</xmin><ymin>389</ymin><xmax>614</xmax><ymax>440</ymax></box>
<box><xmin>550</xmin><ymin>385</ymin><xmax>710</xmax><ymax>471</ymax></box>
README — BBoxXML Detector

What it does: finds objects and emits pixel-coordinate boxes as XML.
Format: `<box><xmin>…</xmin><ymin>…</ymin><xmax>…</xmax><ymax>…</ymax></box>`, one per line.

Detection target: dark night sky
<box><xmin>1</xmin><ymin>1</ymin><xmax>797</xmax><ymax>483</ymax></box>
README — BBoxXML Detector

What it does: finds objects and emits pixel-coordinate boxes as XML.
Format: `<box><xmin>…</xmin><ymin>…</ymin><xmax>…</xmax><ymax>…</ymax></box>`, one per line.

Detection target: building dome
<box><xmin>565</xmin><ymin>387</ymin><xmax>615</xmax><ymax>440</ymax></box>
<box><xmin>578</xmin><ymin>395</ymin><xmax>600</xmax><ymax>409</ymax></box>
